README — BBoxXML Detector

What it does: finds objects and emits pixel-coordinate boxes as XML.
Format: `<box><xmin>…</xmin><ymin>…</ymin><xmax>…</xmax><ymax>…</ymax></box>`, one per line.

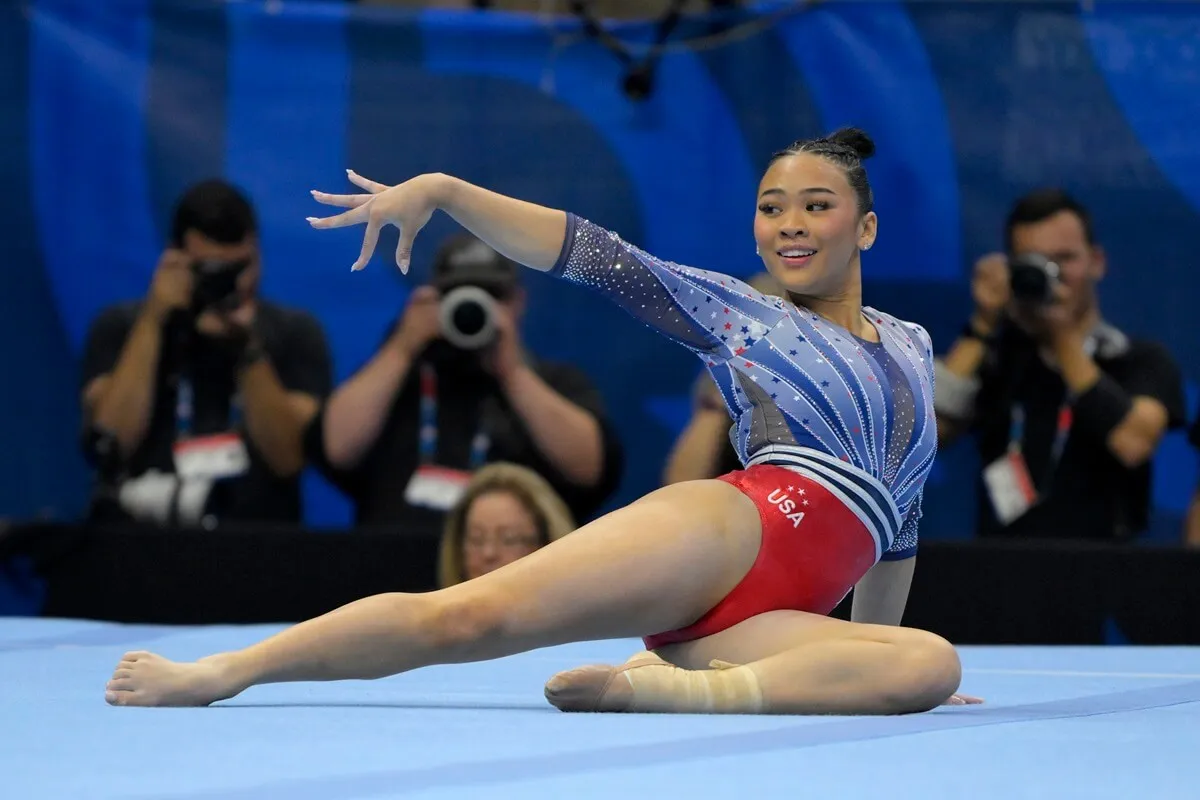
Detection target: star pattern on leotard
<box><xmin>557</xmin><ymin>216</ymin><xmax>935</xmax><ymax>559</ymax></box>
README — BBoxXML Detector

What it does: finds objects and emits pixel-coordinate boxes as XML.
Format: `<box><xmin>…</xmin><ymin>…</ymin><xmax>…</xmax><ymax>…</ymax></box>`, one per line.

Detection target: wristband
<box><xmin>1070</xmin><ymin>373</ymin><xmax>1132</xmax><ymax>441</ymax></box>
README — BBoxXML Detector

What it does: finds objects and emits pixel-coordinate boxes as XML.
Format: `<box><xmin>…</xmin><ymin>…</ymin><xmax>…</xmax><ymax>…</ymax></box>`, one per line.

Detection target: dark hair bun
<box><xmin>827</xmin><ymin>127</ymin><xmax>875</xmax><ymax>160</ymax></box>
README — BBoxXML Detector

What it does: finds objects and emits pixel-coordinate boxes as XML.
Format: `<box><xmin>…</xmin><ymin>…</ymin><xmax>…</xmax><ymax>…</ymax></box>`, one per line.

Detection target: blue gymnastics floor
<box><xmin>3</xmin><ymin>618</ymin><xmax>1199</xmax><ymax>799</ymax></box>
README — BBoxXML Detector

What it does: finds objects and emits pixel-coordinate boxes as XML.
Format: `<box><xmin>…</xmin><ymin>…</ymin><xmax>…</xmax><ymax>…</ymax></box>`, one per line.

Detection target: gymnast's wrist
<box><xmin>425</xmin><ymin>172</ymin><xmax>459</xmax><ymax>212</ymax></box>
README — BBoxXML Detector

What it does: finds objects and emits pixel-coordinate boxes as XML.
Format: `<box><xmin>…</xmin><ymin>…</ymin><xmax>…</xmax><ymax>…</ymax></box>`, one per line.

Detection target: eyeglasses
<box><xmin>463</xmin><ymin>530</ymin><xmax>540</xmax><ymax>550</ymax></box>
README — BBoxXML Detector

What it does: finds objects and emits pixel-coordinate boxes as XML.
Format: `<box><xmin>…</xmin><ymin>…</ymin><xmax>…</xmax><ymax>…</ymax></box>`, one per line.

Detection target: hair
<box><xmin>768</xmin><ymin>127</ymin><xmax>876</xmax><ymax>216</ymax></box>
<box><xmin>437</xmin><ymin>462</ymin><xmax>577</xmax><ymax>588</ymax></box>
<box><xmin>1004</xmin><ymin>188</ymin><xmax>1096</xmax><ymax>252</ymax></box>
<box><xmin>170</xmin><ymin>179</ymin><xmax>258</xmax><ymax>248</ymax></box>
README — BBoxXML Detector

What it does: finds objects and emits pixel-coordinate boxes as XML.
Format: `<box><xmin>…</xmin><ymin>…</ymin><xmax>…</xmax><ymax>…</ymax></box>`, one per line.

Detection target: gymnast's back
<box><xmin>551</xmin><ymin>214</ymin><xmax>936</xmax><ymax>560</ymax></box>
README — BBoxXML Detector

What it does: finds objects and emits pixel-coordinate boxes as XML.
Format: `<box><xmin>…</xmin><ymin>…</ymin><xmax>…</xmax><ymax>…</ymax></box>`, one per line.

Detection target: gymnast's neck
<box><xmin>785</xmin><ymin>268</ymin><xmax>877</xmax><ymax>343</ymax></box>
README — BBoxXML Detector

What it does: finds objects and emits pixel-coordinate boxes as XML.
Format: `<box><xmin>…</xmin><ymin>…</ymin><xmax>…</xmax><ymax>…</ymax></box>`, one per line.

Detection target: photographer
<box><xmin>935</xmin><ymin>189</ymin><xmax>1186</xmax><ymax>540</ymax></box>
<box><xmin>80</xmin><ymin>180</ymin><xmax>332</xmax><ymax>526</ymax></box>
<box><xmin>309</xmin><ymin>234</ymin><xmax>623</xmax><ymax>527</ymax></box>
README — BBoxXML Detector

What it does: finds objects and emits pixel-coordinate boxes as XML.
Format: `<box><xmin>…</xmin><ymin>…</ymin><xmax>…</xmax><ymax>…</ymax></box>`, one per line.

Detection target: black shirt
<box><xmin>308</xmin><ymin>344</ymin><xmax>624</xmax><ymax>529</ymax></box>
<box><xmin>81</xmin><ymin>301</ymin><xmax>333</xmax><ymax>524</ymax></box>
<box><xmin>1190</xmin><ymin>400</ymin><xmax>1200</xmax><ymax>453</ymax></box>
<box><xmin>972</xmin><ymin>321</ymin><xmax>1186</xmax><ymax>540</ymax></box>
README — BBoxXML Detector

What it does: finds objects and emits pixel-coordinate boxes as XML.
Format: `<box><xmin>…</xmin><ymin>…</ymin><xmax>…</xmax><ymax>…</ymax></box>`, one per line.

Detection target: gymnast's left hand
<box><xmin>308</xmin><ymin>170</ymin><xmax>442</xmax><ymax>274</ymax></box>
<box><xmin>943</xmin><ymin>693</ymin><xmax>984</xmax><ymax>706</ymax></box>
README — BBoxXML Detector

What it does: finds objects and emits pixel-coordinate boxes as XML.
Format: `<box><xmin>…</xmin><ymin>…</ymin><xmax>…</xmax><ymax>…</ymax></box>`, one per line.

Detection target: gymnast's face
<box><xmin>753</xmin><ymin>153</ymin><xmax>876</xmax><ymax>297</ymax></box>
<box><xmin>461</xmin><ymin>490</ymin><xmax>543</xmax><ymax>581</ymax></box>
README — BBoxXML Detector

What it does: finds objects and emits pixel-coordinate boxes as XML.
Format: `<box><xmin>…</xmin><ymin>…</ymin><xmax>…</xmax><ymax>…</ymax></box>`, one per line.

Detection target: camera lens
<box><xmin>450</xmin><ymin>299</ymin><xmax>488</xmax><ymax>337</ymax></box>
<box><xmin>1008</xmin><ymin>253</ymin><xmax>1058</xmax><ymax>304</ymax></box>
<box><xmin>439</xmin><ymin>286</ymin><xmax>498</xmax><ymax>350</ymax></box>
<box><xmin>1009</xmin><ymin>265</ymin><xmax>1048</xmax><ymax>302</ymax></box>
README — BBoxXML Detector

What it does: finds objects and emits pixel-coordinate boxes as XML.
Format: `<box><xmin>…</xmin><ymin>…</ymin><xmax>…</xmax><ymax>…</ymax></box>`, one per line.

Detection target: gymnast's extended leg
<box><xmin>105</xmin><ymin>480</ymin><xmax>765</xmax><ymax>707</ymax></box>
<box><xmin>546</xmin><ymin>608</ymin><xmax>963</xmax><ymax>716</ymax></box>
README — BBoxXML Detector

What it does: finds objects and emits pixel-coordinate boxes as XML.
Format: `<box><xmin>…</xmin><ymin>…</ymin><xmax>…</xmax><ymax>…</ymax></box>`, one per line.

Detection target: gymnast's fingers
<box><xmin>310</xmin><ymin>190</ymin><xmax>371</xmax><ymax>209</ymax></box>
<box><xmin>351</xmin><ymin>213</ymin><xmax>384</xmax><ymax>272</ymax></box>
<box><xmin>307</xmin><ymin>203</ymin><xmax>370</xmax><ymax>230</ymax></box>
<box><xmin>346</xmin><ymin>169</ymin><xmax>391</xmax><ymax>194</ymax></box>
<box><xmin>395</xmin><ymin>217</ymin><xmax>429</xmax><ymax>275</ymax></box>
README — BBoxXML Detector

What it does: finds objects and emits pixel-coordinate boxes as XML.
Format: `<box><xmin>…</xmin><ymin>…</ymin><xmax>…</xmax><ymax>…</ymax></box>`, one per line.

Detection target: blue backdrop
<box><xmin>1</xmin><ymin>0</ymin><xmax>1196</xmax><ymax>540</ymax></box>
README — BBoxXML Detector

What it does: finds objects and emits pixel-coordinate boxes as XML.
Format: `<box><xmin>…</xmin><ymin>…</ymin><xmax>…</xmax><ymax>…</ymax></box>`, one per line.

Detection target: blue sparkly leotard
<box><xmin>550</xmin><ymin>214</ymin><xmax>936</xmax><ymax>560</ymax></box>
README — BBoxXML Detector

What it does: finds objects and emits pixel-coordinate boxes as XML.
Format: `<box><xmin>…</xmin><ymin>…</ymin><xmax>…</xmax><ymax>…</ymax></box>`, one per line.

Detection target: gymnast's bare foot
<box><xmin>105</xmin><ymin>651</ymin><xmax>241</xmax><ymax>707</ymax></box>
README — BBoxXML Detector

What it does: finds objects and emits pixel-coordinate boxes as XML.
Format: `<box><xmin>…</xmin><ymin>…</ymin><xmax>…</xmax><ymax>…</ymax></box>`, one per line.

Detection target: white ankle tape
<box><xmin>622</xmin><ymin>657</ymin><xmax>764</xmax><ymax>714</ymax></box>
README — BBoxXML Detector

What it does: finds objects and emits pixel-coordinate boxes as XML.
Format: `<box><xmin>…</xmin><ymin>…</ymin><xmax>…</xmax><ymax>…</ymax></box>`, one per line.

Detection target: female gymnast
<box><xmin>105</xmin><ymin>128</ymin><xmax>980</xmax><ymax>714</ymax></box>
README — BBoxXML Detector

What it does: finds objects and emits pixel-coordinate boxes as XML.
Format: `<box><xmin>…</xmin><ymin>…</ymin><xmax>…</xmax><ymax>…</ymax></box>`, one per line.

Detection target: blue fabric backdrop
<box><xmin>1</xmin><ymin>0</ymin><xmax>1196</xmax><ymax>542</ymax></box>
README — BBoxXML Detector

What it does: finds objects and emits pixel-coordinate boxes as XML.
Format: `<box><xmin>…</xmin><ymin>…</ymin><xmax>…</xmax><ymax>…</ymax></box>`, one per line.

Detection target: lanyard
<box><xmin>1004</xmin><ymin>329</ymin><xmax>1101</xmax><ymax>490</ymax></box>
<box><xmin>175</xmin><ymin>375</ymin><xmax>242</xmax><ymax>440</ymax></box>
<box><xmin>1008</xmin><ymin>401</ymin><xmax>1072</xmax><ymax>491</ymax></box>
<box><xmin>419</xmin><ymin>364</ymin><xmax>490</xmax><ymax>468</ymax></box>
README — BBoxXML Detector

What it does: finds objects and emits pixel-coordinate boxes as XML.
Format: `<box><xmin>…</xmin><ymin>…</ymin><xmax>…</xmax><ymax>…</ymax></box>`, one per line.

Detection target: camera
<box><xmin>439</xmin><ymin>285</ymin><xmax>499</xmax><ymax>350</ymax></box>
<box><xmin>1008</xmin><ymin>253</ymin><xmax>1061</xmax><ymax>305</ymax></box>
<box><xmin>190</xmin><ymin>257</ymin><xmax>251</xmax><ymax>316</ymax></box>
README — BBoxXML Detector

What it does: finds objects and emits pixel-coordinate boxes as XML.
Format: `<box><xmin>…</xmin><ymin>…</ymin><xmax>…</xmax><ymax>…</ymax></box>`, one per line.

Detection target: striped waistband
<box><xmin>747</xmin><ymin>445</ymin><xmax>902</xmax><ymax>558</ymax></box>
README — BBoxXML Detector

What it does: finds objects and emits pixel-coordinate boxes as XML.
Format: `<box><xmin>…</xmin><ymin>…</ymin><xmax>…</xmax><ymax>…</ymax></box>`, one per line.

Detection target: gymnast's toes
<box><xmin>104</xmin><ymin>652</ymin><xmax>231</xmax><ymax>708</ymax></box>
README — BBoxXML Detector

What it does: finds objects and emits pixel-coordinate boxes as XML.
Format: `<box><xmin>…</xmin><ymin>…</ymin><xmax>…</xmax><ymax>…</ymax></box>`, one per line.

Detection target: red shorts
<box><xmin>643</xmin><ymin>463</ymin><xmax>880</xmax><ymax>650</ymax></box>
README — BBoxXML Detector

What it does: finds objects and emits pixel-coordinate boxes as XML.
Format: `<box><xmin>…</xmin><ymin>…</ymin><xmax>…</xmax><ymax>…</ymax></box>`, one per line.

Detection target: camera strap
<box><xmin>418</xmin><ymin>364</ymin><xmax>490</xmax><ymax>469</ymax></box>
<box><xmin>171</xmin><ymin>373</ymin><xmax>249</xmax><ymax>485</ymax></box>
<box><xmin>1006</xmin><ymin>402</ymin><xmax>1072</xmax><ymax>493</ymax></box>
<box><xmin>174</xmin><ymin>375</ymin><xmax>243</xmax><ymax>441</ymax></box>
<box><xmin>1004</xmin><ymin>330</ymin><xmax>1100</xmax><ymax>493</ymax></box>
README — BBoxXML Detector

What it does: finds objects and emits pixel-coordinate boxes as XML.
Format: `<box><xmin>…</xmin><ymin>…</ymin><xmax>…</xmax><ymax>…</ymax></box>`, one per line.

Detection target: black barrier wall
<box><xmin>2</xmin><ymin>524</ymin><xmax>1198</xmax><ymax>645</ymax></box>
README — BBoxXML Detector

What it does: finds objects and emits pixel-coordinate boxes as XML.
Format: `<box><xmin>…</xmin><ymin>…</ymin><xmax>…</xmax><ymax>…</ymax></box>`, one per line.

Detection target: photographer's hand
<box><xmin>197</xmin><ymin>299</ymin><xmax>258</xmax><ymax>343</ymax></box>
<box><xmin>485</xmin><ymin>305</ymin><xmax>523</xmax><ymax>384</ymax></box>
<box><xmin>144</xmin><ymin>250</ymin><xmax>194</xmax><ymax>324</ymax></box>
<box><xmin>969</xmin><ymin>253</ymin><xmax>1010</xmax><ymax>336</ymax></box>
<box><xmin>390</xmin><ymin>286</ymin><xmax>441</xmax><ymax>359</ymax></box>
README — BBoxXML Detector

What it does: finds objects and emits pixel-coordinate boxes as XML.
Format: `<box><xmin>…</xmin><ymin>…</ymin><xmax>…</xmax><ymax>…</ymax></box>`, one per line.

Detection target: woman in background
<box><xmin>439</xmin><ymin>462</ymin><xmax>575</xmax><ymax>588</ymax></box>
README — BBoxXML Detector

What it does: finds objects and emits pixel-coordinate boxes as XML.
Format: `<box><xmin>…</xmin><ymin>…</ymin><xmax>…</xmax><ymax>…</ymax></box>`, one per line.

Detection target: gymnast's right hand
<box><xmin>308</xmin><ymin>170</ymin><xmax>442</xmax><ymax>274</ymax></box>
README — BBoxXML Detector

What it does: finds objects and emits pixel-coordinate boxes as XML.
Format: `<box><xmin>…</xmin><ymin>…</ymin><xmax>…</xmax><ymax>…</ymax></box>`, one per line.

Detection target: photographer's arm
<box><xmin>501</xmin><ymin>366</ymin><xmax>604</xmax><ymax>486</ymax></box>
<box><xmin>238</xmin><ymin>334</ymin><xmax>324</xmax><ymax>478</ymax></box>
<box><xmin>933</xmin><ymin>318</ymin><xmax>994</xmax><ymax>447</ymax></box>
<box><xmin>323</xmin><ymin>288</ymin><xmax>439</xmax><ymax>470</ymax></box>
<box><xmin>85</xmin><ymin>306</ymin><xmax>168</xmax><ymax>458</ymax></box>
<box><xmin>86</xmin><ymin>251</ymin><xmax>196</xmax><ymax>458</ymax></box>
<box><xmin>934</xmin><ymin>254</ymin><xmax>1009</xmax><ymax>448</ymax></box>
<box><xmin>322</xmin><ymin>341</ymin><xmax>416</xmax><ymax>471</ymax></box>
<box><xmin>1053</xmin><ymin>331</ymin><xmax>1173</xmax><ymax>469</ymax></box>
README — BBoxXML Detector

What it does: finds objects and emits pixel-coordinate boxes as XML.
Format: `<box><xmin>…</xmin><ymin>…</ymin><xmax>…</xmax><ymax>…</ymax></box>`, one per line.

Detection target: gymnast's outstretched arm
<box><xmin>311</xmin><ymin>171</ymin><xmax>567</xmax><ymax>274</ymax></box>
<box><xmin>310</xmin><ymin>172</ymin><xmax>785</xmax><ymax>359</ymax></box>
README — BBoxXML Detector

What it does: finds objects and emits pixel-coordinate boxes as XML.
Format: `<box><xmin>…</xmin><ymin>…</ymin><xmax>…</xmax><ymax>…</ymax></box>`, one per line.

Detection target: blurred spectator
<box><xmin>80</xmin><ymin>180</ymin><xmax>332</xmax><ymax>527</ymax></box>
<box><xmin>437</xmin><ymin>462</ymin><xmax>575</xmax><ymax>587</ymax></box>
<box><xmin>662</xmin><ymin>271</ymin><xmax>784</xmax><ymax>485</ymax></box>
<box><xmin>934</xmin><ymin>189</ymin><xmax>1186</xmax><ymax>541</ymax></box>
<box><xmin>1187</xmin><ymin>404</ymin><xmax>1200</xmax><ymax>547</ymax></box>
<box><xmin>308</xmin><ymin>234</ymin><xmax>623</xmax><ymax>527</ymax></box>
